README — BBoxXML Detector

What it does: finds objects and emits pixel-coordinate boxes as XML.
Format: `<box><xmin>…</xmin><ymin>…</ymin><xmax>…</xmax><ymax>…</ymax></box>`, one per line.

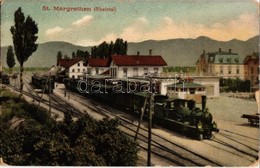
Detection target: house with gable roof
<box><xmin>87</xmin><ymin>58</ymin><xmax>111</xmax><ymax>76</ymax></box>
<box><xmin>57</xmin><ymin>58</ymin><xmax>87</xmax><ymax>79</ymax></box>
<box><xmin>110</xmin><ymin>54</ymin><xmax>167</xmax><ymax>78</ymax></box>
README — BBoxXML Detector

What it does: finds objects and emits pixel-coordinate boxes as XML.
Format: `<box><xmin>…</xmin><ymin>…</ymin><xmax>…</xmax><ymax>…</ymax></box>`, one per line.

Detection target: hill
<box><xmin>1</xmin><ymin>35</ymin><xmax>258</xmax><ymax>68</ymax></box>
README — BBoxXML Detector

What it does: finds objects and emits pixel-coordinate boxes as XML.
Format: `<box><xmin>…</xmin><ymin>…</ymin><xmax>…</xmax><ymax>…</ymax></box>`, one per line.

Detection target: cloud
<box><xmin>120</xmin><ymin>17</ymin><xmax>149</xmax><ymax>42</ymax></box>
<box><xmin>45</xmin><ymin>26</ymin><xmax>64</xmax><ymax>37</ymax></box>
<box><xmin>76</xmin><ymin>33</ymin><xmax>117</xmax><ymax>46</ymax></box>
<box><xmin>44</xmin><ymin>15</ymin><xmax>94</xmax><ymax>43</ymax></box>
<box><xmin>72</xmin><ymin>15</ymin><xmax>93</xmax><ymax>27</ymax></box>
<box><xmin>44</xmin><ymin>13</ymin><xmax>258</xmax><ymax>46</ymax></box>
<box><xmin>119</xmin><ymin>13</ymin><xmax>259</xmax><ymax>42</ymax></box>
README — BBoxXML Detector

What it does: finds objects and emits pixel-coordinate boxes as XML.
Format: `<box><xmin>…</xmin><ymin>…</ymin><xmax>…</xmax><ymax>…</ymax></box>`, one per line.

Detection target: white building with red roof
<box><xmin>87</xmin><ymin>58</ymin><xmax>111</xmax><ymax>76</ymax></box>
<box><xmin>110</xmin><ymin>54</ymin><xmax>167</xmax><ymax>78</ymax></box>
<box><xmin>57</xmin><ymin>58</ymin><xmax>86</xmax><ymax>79</ymax></box>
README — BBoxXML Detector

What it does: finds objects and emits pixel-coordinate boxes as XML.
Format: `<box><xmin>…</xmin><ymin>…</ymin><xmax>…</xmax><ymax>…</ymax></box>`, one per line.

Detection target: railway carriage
<box><xmin>64</xmin><ymin>77</ymin><xmax>219</xmax><ymax>140</ymax></box>
<box><xmin>0</xmin><ymin>71</ymin><xmax>10</xmax><ymax>84</ymax></box>
<box><xmin>31</xmin><ymin>75</ymin><xmax>55</xmax><ymax>93</ymax></box>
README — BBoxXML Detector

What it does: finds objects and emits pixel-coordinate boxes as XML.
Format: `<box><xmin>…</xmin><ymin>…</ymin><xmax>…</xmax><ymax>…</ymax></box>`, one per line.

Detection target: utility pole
<box><xmin>147</xmin><ymin>76</ymin><xmax>153</xmax><ymax>166</ymax></box>
<box><xmin>134</xmin><ymin>95</ymin><xmax>148</xmax><ymax>141</ymax></box>
<box><xmin>49</xmin><ymin>74</ymin><xmax>51</xmax><ymax>115</ymax></box>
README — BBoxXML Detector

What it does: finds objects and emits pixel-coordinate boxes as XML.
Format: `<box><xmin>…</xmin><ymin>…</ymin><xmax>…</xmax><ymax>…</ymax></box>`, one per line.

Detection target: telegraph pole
<box><xmin>147</xmin><ymin>76</ymin><xmax>153</xmax><ymax>166</ymax></box>
<box><xmin>49</xmin><ymin>74</ymin><xmax>51</xmax><ymax>115</ymax></box>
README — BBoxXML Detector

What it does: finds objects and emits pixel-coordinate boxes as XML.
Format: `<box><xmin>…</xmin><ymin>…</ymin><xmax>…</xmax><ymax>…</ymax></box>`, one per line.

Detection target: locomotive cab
<box><xmin>154</xmin><ymin>96</ymin><xmax>219</xmax><ymax>140</ymax></box>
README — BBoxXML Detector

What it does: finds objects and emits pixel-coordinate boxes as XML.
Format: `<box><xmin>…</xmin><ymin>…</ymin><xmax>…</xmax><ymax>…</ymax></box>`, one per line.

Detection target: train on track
<box><xmin>0</xmin><ymin>71</ymin><xmax>10</xmax><ymax>84</ymax></box>
<box><xmin>31</xmin><ymin>74</ymin><xmax>55</xmax><ymax>93</ymax></box>
<box><xmin>64</xmin><ymin>77</ymin><xmax>219</xmax><ymax>140</ymax></box>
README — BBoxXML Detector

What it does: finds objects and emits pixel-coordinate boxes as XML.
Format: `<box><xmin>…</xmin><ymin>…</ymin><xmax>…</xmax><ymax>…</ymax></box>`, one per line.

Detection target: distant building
<box><xmin>244</xmin><ymin>52</ymin><xmax>259</xmax><ymax>86</ymax></box>
<box><xmin>167</xmin><ymin>79</ymin><xmax>206</xmax><ymax>102</ymax></box>
<box><xmin>196</xmin><ymin>48</ymin><xmax>244</xmax><ymax>79</ymax></box>
<box><xmin>57</xmin><ymin>58</ymin><xmax>86</xmax><ymax>79</ymax></box>
<box><xmin>193</xmin><ymin>76</ymin><xmax>220</xmax><ymax>98</ymax></box>
<box><xmin>110</xmin><ymin>54</ymin><xmax>167</xmax><ymax>78</ymax></box>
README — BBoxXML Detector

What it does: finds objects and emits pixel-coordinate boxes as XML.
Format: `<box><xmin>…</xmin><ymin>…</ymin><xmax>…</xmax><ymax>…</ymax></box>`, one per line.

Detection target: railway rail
<box><xmin>57</xmin><ymin>87</ymin><xmax>223</xmax><ymax>166</ymax></box>
<box><xmin>3</xmin><ymin>77</ymin><xmax>258</xmax><ymax>166</ymax></box>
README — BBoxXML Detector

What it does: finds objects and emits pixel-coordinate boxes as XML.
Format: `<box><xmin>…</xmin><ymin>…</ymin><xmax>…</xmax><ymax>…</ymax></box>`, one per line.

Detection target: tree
<box><xmin>10</xmin><ymin>7</ymin><xmax>38</xmax><ymax>97</ymax></box>
<box><xmin>72</xmin><ymin>52</ymin><xmax>76</xmax><ymax>58</ymax></box>
<box><xmin>114</xmin><ymin>38</ymin><xmax>127</xmax><ymax>55</ymax></box>
<box><xmin>57</xmin><ymin>51</ymin><xmax>63</xmax><ymax>60</ymax></box>
<box><xmin>90</xmin><ymin>38</ymin><xmax>128</xmax><ymax>58</ymax></box>
<box><xmin>0</xmin><ymin>94</ymin><xmax>139</xmax><ymax>166</ymax></box>
<box><xmin>6</xmin><ymin>46</ymin><xmax>16</xmax><ymax>73</ymax></box>
<box><xmin>64</xmin><ymin>55</ymin><xmax>70</xmax><ymax>59</ymax></box>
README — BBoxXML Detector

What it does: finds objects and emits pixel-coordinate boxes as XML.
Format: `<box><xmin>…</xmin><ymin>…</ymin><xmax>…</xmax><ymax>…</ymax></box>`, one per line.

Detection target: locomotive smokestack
<box><xmin>201</xmin><ymin>95</ymin><xmax>207</xmax><ymax>111</ymax></box>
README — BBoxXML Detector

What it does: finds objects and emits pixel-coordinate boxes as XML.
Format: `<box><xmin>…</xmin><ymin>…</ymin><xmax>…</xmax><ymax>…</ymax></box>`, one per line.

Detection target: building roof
<box><xmin>57</xmin><ymin>58</ymin><xmax>84</xmax><ymax>68</ymax></box>
<box><xmin>244</xmin><ymin>52</ymin><xmax>260</xmax><ymax>64</ymax></box>
<box><xmin>112</xmin><ymin>55</ymin><xmax>167</xmax><ymax>66</ymax></box>
<box><xmin>88</xmin><ymin>58</ymin><xmax>110</xmax><ymax>67</ymax></box>
<box><xmin>207</xmin><ymin>49</ymin><xmax>242</xmax><ymax>64</ymax></box>
<box><xmin>167</xmin><ymin>82</ymin><xmax>205</xmax><ymax>89</ymax></box>
<box><xmin>209</xmin><ymin>51</ymin><xmax>238</xmax><ymax>55</ymax></box>
<box><xmin>208</xmin><ymin>48</ymin><xmax>238</xmax><ymax>56</ymax></box>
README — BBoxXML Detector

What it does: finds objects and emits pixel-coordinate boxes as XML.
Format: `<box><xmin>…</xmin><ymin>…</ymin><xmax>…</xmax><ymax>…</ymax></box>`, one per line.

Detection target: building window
<box><xmin>154</xmin><ymin>68</ymin><xmax>159</xmax><ymax>75</ymax></box>
<box><xmin>144</xmin><ymin>68</ymin><xmax>148</xmax><ymax>75</ymax></box>
<box><xmin>83</xmin><ymin>69</ymin><xmax>85</xmax><ymax>72</ymax></box>
<box><xmin>123</xmin><ymin>68</ymin><xmax>128</xmax><ymax>77</ymax></box>
<box><xmin>236</xmin><ymin>67</ymin><xmax>239</xmax><ymax>74</ymax></box>
<box><xmin>87</xmin><ymin>68</ymin><xmax>91</xmax><ymax>75</ymax></box>
<box><xmin>78</xmin><ymin>69</ymin><xmax>80</xmax><ymax>72</ymax></box>
<box><xmin>72</xmin><ymin>69</ymin><xmax>75</xmax><ymax>72</ymax></box>
<box><xmin>112</xmin><ymin>68</ymin><xmax>117</xmax><ymax>77</ymax></box>
<box><xmin>72</xmin><ymin>75</ymin><xmax>75</xmax><ymax>78</ymax></box>
<box><xmin>78</xmin><ymin>63</ymin><xmax>80</xmax><ymax>66</ymax></box>
<box><xmin>228</xmin><ymin>66</ymin><xmax>231</xmax><ymax>74</ymax></box>
<box><xmin>133</xmin><ymin>68</ymin><xmax>138</xmax><ymax>77</ymax></box>
<box><xmin>96</xmin><ymin>68</ymin><xmax>99</xmax><ymax>74</ymax></box>
<box><xmin>220</xmin><ymin>66</ymin><xmax>223</xmax><ymax>74</ymax></box>
<box><xmin>209</xmin><ymin>55</ymin><xmax>214</xmax><ymax>62</ymax></box>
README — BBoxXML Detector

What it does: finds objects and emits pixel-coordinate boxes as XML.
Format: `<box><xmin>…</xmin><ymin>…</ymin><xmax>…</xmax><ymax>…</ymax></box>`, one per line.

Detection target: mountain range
<box><xmin>1</xmin><ymin>35</ymin><xmax>259</xmax><ymax>68</ymax></box>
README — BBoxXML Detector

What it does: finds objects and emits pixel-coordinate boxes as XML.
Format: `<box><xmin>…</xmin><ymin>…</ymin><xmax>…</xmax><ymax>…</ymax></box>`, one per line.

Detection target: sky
<box><xmin>1</xmin><ymin>0</ymin><xmax>259</xmax><ymax>47</ymax></box>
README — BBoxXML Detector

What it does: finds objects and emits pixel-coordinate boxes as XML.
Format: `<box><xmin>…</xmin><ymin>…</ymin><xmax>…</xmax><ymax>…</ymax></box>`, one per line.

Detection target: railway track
<box><xmin>56</xmin><ymin>87</ymin><xmax>224</xmax><ymax>166</ymax></box>
<box><xmin>5</xmin><ymin>76</ymin><xmax>258</xmax><ymax>166</ymax></box>
<box><xmin>57</xmin><ymin>87</ymin><xmax>259</xmax><ymax>166</ymax></box>
<box><xmin>12</xmin><ymin>78</ymin><xmax>223</xmax><ymax>166</ymax></box>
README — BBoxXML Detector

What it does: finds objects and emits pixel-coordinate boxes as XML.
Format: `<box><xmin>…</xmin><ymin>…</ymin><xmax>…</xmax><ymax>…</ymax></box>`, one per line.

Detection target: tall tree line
<box><xmin>56</xmin><ymin>50</ymin><xmax>90</xmax><ymax>60</ymax></box>
<box><xmin>91</xmin><ymin>38</ymin><xmax>127</xmax><ymax>59</ymax></box>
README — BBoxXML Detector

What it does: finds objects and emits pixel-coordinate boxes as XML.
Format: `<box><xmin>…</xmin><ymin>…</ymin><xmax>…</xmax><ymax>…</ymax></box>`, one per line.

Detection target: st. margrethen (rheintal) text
<box><xmin>42</xmin><ymin>6</ymin><xmax>116</xmax><ymax>12</ymax></box>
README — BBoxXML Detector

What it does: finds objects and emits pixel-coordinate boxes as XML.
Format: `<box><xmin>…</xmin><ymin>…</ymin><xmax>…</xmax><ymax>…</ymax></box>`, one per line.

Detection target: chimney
<box><xmin>149</xmin><ymin>49</ymin><xmax>152</xmax><ymax>56</ymax></box>
<box><xmin>229</xmin><ymin>49</ymin><xmax>232</xmax><ymax>53</ymax></box>
<box><xmin>219</xmin><ymin>48</ymin><xmax>221</xmax><ymax>52</ymax></box>
<box><xmin>137</xmin><ymin>51</ymin><xmax>140</xmax><ymax>56</ymax></box>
